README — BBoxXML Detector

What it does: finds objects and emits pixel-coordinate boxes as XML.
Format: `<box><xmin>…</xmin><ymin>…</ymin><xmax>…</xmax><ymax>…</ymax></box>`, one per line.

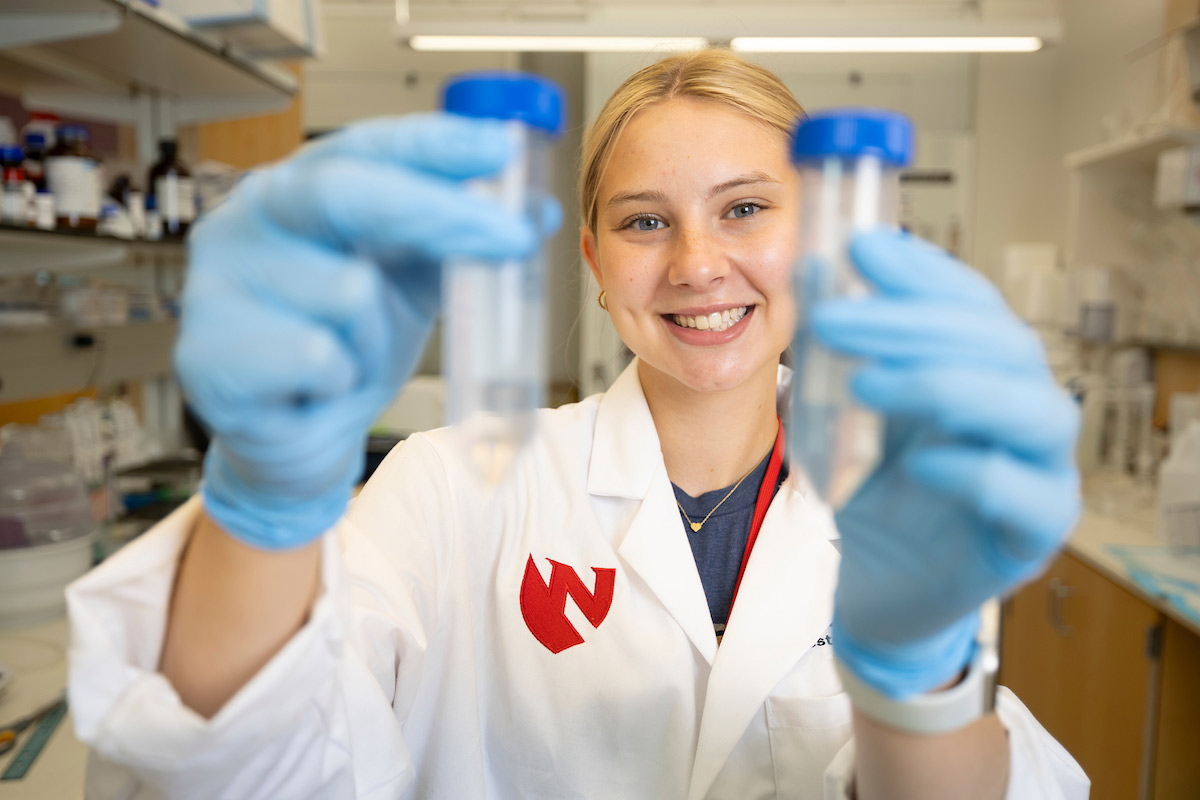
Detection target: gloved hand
<box><xmin>176</xmin><ymin>114</ymin><xmax>552</xmax><ymax>550</ymax></box>
<box><xmin>812</xmin><ymin>230</ymin><xmax>1080</xmax><ymax>699</ymax></box>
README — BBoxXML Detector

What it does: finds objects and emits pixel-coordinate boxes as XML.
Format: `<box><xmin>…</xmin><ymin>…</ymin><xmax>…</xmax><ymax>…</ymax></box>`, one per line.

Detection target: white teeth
<box><xmin>671</xmin><ymin>306</ymin><xmax>749</xmax><ymax>333</ymax></box>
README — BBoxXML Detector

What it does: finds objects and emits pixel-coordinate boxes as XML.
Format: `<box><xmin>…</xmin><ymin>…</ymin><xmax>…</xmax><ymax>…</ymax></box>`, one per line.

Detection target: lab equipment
<box><xmin>45</xmin><ymin>124</ymin><xmax>101</xmax><ymax>231</ymax></box>
<box><xmin>0</xmin><ymin>444</ymin><xmax>95</xmax><ymax>627</ymax></box>
<box><xmin>1155</xmin><ymin>145</ymin><xmax>1200</xmax><ymax>213</ymax></box>
<box><xmin>440</xmin><ymin>72</ymin><xmax>565</xmax><ymax>484</ymax></box>
<box><xmin>789</xmin><ymin>108</ymin><xmax>914</xmax><ymax>508</ymax></box>
<box><xmin>1</xmin><ymin>145</ymin><xmax>26</xmax><ymax>226</ymax></box>
<box><xmin>21</xmin><ymin>132</ymin><xmax>46</xmax><ymax>192</ymax></box>
<box><xmin>148</xmin><ymin>139</ymin><xmax>195</xmax><ymax>237</ymax></box>
<box><xmin>174</xmin><ymin>114</ymin><xmax>539</xmax><ymax>549</ymax></box>
<box><xmin>143</xmin><ymin>195</ymin><xmax>163</xmax><ymax>241</ymax></box>
<box><xmin>1134</xmin><ymin>383</ymin><xmax>1158</xmax><ymax>482</ymax></box>
<box><xmin>32</xmin><ymin>190</ymin><xmax>54</xmax><ymax>230</ymax></box>
<box><xmin>1170</xmin><ymin>392</ymin><xmax>1200</xmax><ymax>451</ymax></box>
<box><xmin>815</xmin><ymin>230</ymin><xmax>1080</xmax><ymax>698</ymax></box>
<box><xmin>1160</xmin><ymin>420</ymin><xmax>1200</xmax><ymax>548</ymax></box>
<box><xmin>20</xmin><ymin>112</ymin><xmax>58</xmax><ymax>151</ymax></box>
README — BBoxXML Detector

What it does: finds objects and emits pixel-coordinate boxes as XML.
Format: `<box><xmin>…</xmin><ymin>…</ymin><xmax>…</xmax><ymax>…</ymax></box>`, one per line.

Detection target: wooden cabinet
<box><xmin>1001</xmin><ymin>550</ymin><xmax>1200</xmax><ymax>800</ymax></box>
<box><xmin>1154</xmin><ymin>618</ymin><xmax>1200</xmax><ymax>799</ymax></box>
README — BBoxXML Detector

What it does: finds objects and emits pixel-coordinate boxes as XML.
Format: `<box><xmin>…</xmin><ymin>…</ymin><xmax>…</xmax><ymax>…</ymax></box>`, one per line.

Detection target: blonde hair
<box><xmin>579</xmin><ymin>49</ymin><xmax>805</xmax><ymax>230</ymax></box>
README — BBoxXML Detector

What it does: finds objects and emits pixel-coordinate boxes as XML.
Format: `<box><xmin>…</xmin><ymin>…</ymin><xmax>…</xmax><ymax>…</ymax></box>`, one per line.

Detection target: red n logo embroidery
<box><xmin>520</xmin><ymin>555</ymin><xmax>616</xmax><ymax>653</ymax></box>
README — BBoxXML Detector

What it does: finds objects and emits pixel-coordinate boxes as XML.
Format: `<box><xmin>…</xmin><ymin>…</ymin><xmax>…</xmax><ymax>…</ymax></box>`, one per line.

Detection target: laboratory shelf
<box><xmin>1064</xmin><ymin>125</ymin><xmax>1200</xmax><ymax>170</ymax></box>
<box><xmin>0</xmin><ymin>0</ymin><xmax>297</xmax><ymax>124</ymax></box>
<box><xmin>0</xmin><ymin>225</ymin><xmax>185</xmax><ymax>274</ymax></box>
<box><xmin>0</xmin><ymin>318</ymin><xmax>178</xmax><ymax>402</ymax></box>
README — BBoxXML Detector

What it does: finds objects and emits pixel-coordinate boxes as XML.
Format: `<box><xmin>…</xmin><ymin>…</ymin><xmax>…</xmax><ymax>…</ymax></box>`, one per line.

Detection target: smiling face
<box><xmin>581</xmin><ymin>97</ymin><xmax>799</xmax><ymax>397</ymax></box>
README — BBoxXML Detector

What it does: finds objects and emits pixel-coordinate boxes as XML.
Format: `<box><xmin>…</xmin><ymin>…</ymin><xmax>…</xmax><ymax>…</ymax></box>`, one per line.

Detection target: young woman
<box><xmin>68</xmin><ymin>50</ymin><xmax>1087</xmax><ymax>799</ymax></box>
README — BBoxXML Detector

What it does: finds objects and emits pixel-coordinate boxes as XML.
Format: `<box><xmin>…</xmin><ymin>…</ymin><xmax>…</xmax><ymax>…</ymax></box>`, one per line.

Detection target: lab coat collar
<box><xmin>587</xmin><ymin>358</ymin><xmax>659</xmax><ymax>499</ymax></box>
<box><xmin>586</xmin><ymin>359</ymin><xmax>794</xmax><ymax>499</ymax></box>
<box><xmin>590</xmin><ymin>359</ymin><xmax>719</xmax><ymax>662</ymax></box>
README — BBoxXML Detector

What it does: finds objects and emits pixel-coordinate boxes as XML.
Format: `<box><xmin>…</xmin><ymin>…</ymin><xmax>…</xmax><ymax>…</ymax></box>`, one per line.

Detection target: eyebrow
<box><xmin>604</xmin><ymin>171</ymin><xmax>782</xmax><ymax>211</ymax></box>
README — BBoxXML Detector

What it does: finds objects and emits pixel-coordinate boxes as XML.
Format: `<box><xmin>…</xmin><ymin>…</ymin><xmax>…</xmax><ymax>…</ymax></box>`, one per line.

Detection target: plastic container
<box><xmin>46</xmin><ymin>124</ymin><xmax>101</xmax><ymax>231</ymax></box>
<box><xmin>1</xmin><ymin>145</ymin><xmax>27</xmax><ymax>226</ymax></box>
<box><xmin>1159</xmin><ymin>420</ymin><xmax>1200</xmax><ymax>548</ymax></box>
<box><xmin>440</xmin><ymin>71</ymin><xmax>564</xmax><ymax>484</ymax></box>
<box><xmin>33</xmin><ymin>189</ymin><xmax>55</xmax><ymax>230</ymax></box>
<box><xmin>0</xmin><ymin>445</ymin><xmax>95</xmax><ymax>628</ymax></box>
<box><xmin>21</xmin><ymin>112</ymin><xmax>60</xmax><ymax>151</ymax></box>
<box><xmin>147</xmin><ymin>139</ymin><xmax>195</xmax><ymax>237</ymax></box>
<box><xmin>22</xmin><ymin>132</ymin><xmax>47</xmax><ymax>192</ymax></box>
<box><xmin>788</xmin><ymin>109</ymin><xmax>915</xmax><ymax>508</ymax></box>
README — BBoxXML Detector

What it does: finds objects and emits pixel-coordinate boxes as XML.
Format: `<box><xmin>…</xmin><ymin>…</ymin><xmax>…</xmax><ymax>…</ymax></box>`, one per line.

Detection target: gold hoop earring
<box><xmin>597</xmin><ymin>290</ymin><xmax>608</xmax><ymax>311</ymax></box>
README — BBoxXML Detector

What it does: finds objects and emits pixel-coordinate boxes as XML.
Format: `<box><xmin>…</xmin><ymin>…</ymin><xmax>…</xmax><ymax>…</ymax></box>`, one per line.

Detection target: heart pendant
<box><xmin>690</xmin><ymin>522</ymin><xmax>702</xmax><ymax>532</ymax></box>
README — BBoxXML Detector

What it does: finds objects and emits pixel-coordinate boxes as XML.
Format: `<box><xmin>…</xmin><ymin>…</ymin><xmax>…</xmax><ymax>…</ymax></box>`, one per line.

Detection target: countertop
<box><xmin>1067</xmin><ymin>474</ymin><xmax>1200</xmax><ymax>638</ymax></box>
<box><xmin>0</xmin><ymin>618</ymin><xmax>87</xmax><ymax>799</ymax></box>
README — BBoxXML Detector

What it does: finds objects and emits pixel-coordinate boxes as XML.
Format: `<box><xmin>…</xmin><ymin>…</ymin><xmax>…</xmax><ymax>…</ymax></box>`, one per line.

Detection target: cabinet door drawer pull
<box><xmin>1047</xmin><ymin>578</ymin><xmax>1074</xmax><ymax>636</ymax></box>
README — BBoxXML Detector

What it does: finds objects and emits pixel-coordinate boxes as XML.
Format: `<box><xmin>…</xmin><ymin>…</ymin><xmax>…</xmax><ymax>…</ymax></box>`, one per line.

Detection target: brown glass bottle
<box><xmin>147</xmin><ymin>139</ymin><xmax>195</xmax><ymax>238</ymax></box>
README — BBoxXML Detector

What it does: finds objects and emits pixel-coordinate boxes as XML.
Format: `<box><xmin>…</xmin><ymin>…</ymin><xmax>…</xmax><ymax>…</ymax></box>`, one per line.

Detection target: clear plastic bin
<box><xmin>0</xmin><ymin>444</ymin><xmax>95</xmax><ymax>627</ymax></box>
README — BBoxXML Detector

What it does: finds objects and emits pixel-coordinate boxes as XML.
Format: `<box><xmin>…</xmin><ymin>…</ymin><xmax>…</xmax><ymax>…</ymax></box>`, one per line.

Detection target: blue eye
<box><xmin>630</xmin><ymin>216</ymin><xmax>664</xmax><ymax>231</ymax></box>
<box><xmin>731</xmin><ymin>203</ymin><xmax>760</xmax><ymax>219</ymax></box>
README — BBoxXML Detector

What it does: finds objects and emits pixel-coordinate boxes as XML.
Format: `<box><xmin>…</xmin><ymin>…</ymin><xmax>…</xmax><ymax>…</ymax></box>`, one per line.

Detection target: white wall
<box><xmin>303</xmin><ymin>6</ymin><xmax>516</xmax><ymax>131</ymax></box>
<box><xmin>970</xmin><ymin>0</ymin><xmax>1169</xmax><ymax>281</ymax></box>
<box><xmin>971</xmin><ymin>48</ymin><xmax>1066</xmax><ymax>280</ymax></box>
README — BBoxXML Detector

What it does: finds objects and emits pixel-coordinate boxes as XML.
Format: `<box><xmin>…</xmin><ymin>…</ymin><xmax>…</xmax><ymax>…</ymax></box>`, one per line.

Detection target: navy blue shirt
<box><xmin>672</xmin><ymin>451</ymin><xmax>787</xmax><ymax>638</ymax></box>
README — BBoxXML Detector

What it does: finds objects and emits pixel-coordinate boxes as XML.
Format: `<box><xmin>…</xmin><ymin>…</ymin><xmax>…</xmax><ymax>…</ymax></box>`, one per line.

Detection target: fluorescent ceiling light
<box><xmin>408</xmin><ymin>35</ymin><xmax>708</xmax><ymax>52</ymax></box>
<box><xmin>731</xmin><ymin>36</ymin><xmax>1043</xmax><ymax>53</ymax></box>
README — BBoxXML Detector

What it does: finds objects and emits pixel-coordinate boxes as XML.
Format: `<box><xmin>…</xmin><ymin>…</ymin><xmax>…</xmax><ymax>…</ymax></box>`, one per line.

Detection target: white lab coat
<box><xmin>67</xmin><ymin>360</ymin><xmax>1089</xmax><ymax>799</ymax></box>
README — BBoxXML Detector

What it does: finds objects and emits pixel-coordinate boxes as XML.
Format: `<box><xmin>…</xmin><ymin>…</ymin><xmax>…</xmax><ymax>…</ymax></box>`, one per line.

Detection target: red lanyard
<box><xmin>728</xmin><ymin>417</ymin><xmax>786</xmax><ymax>617</ymax></box>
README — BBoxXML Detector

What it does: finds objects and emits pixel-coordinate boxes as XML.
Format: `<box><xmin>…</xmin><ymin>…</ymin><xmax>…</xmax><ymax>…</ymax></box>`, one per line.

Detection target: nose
<box><xmin>667</xmin><ymin>226</ymin><xmax>729</xmax><ymax>290</ymax></box>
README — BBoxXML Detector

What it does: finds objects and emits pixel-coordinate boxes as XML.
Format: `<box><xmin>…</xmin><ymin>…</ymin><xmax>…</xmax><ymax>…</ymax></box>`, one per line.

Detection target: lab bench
<box><xmin>1001</xmin><ymin>481</ymin><xmax>1200</xmax><ymax>800</ymax></box>
<box><xmin>0</xmin><ymin>618</ymin><xmax>86</xmax><ymax>799</ymax></box>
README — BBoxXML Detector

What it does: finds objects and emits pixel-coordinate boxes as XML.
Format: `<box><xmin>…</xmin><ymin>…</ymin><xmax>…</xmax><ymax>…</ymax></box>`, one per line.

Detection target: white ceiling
<box><xmin>326</xmin><ymin>0</ymin><xmax>1059</xmax><ymax>14</ymax></box>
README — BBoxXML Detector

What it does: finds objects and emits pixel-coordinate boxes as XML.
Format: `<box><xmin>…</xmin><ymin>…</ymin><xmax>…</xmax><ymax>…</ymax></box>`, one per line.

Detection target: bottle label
<box><xmin>45</xmin><ymin>156</ymin><xmax>100</xmax><ymax>219</ymax></box>
<box><xmin>1</xmin><ymin>189</ymin><xmax>25</xmax><ymax>224</ymax></box>
<box><xmin>155</xmin><ymin>175</ymin><xmax>196</xmax><ymax>223</ymax></box>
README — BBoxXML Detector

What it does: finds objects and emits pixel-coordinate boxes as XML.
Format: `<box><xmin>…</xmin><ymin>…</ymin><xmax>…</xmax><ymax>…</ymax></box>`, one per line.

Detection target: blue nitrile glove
<box><xmin>175</xmin><ymin>114</ymin><xmax>556</xmax><ymax>550</ymax></box>
<box><xmin>812</xmin><ymin>230</ymin><xmax>1080</xmax><ymax>699</ymax></box>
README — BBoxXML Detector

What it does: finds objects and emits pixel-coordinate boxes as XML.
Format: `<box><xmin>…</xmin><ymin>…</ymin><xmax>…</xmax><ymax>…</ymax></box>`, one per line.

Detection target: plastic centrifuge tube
<box><xmin>440</xmin><ymin>72</ymin><xmax>565</xmax><ymax>484</ymax></box>
<box><xmin>789</xmin><ymin>109</ymin><xmax>915</xmax><ymax>508</ymax></box>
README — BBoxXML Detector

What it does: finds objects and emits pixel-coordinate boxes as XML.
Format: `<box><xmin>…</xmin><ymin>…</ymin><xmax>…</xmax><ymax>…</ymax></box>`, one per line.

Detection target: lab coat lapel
<box><xmin>687</xmin><ymin>481</ymin><xmax>841</xmax><ymax>800</ymax></box>
<box><xmin>588</xmin><ymin>360</ymin><xmax>719</xmax><ymax>665</ymax></box>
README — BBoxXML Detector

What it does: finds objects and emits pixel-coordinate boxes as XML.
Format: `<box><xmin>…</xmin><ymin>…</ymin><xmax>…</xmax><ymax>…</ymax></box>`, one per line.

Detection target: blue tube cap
<box><xmin>57</xmin><ymin>124</ymin><xmax>90</xmax><ymax>142</ymax></box>
<box><xmin>791</xmin><ymin>108</ymin><xmax>914</xmax><ymax>168</ymax></box>
<box><xmin>442</xmin><ymin>71</ymin><xmax>565</xmax><ymax>138</ymax></box>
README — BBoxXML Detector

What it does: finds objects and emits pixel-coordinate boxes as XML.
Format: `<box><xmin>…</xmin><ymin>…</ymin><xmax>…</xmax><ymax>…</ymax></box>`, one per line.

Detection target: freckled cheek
<box><xmin>598</xmin><ymin>250</ymin><xmax>664</xmax><ymax>312</ymax></box>
<box><xmin>738</xmin><ymin>238</ymin><xmax>795</xmax><ymax>295</ymax></box>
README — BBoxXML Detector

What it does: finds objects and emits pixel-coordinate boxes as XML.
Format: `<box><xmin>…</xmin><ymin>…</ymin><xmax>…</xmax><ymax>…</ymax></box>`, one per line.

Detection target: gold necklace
<box><xmin>675</xmin><ymin>461</ymin><xmax>760</xmax><ymax>533</ymax></box>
